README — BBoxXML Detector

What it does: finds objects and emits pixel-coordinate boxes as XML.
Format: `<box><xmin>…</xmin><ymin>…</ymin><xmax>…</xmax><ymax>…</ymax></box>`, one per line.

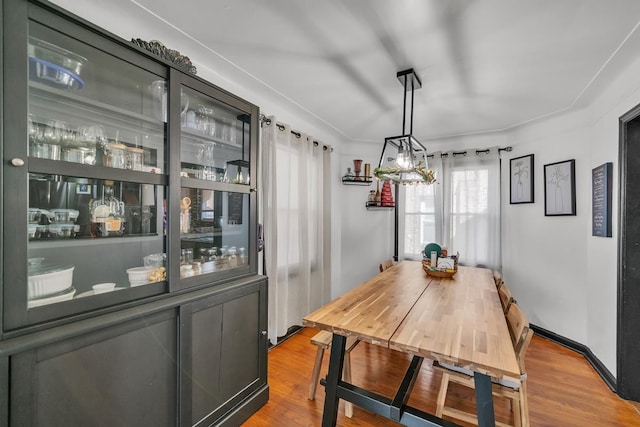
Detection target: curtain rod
<box><xmin>425</xmin><ymin>146</ymin><xmax>512</xmax><ymax>158</ymax></box>
<box><xmin>259</xmin><ymin>115</ymin><xmax>333</xmax><ymax>152</ymax></box>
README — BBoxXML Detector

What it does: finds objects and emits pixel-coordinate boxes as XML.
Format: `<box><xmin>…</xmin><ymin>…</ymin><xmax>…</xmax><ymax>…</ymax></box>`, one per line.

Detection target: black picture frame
<box><xmin>544</xmin><ymin>159</ymin><xmax>576</xmax><ymax>216</ymax></box>
<box><xmin>592</xmin><ymin>162</ymin><xmax>613</xmax><ymax>237</ymax></box>
<box><xmin>510</xmin><ymin>154</ymin><xmax>534</xmax><ymax>204</ymax></box>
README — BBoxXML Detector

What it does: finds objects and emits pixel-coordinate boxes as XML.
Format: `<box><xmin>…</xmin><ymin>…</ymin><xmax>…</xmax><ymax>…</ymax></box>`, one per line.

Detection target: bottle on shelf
<box><xmin>374</xmin><ymin>180</ymin><xmax>382</xmax><ymax>206</ymax></box>
<box><xmin>343</xmin><ymin>167</ymin><xmax>354</xmax><ymax>180</ymax></box>
<box><xmin>368</xmin><ymin>190</ymin><xmax>376</xmax><ymax>205</ymax></box>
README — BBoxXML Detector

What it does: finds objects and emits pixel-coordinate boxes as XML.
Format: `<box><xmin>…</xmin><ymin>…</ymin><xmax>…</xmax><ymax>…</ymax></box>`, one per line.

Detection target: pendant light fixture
<box><xmin>374</xmin><ymin>69</ymin><xmax>436</xmax><ymax>185</ymax></box>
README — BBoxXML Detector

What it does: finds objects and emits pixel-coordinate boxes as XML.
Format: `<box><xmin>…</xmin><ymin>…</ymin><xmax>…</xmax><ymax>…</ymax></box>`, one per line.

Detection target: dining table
<box><xmin>302</xmin><ymin>261</ymin><xmax>520</xmax><ymax>427</ymax></box>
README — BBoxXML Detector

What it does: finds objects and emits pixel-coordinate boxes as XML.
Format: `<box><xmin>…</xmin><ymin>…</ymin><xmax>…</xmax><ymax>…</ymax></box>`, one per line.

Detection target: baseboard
<box><xmin>530</xmin><ymin>324</ymin><xmax>617</xmax><ymax>393</ymax></box>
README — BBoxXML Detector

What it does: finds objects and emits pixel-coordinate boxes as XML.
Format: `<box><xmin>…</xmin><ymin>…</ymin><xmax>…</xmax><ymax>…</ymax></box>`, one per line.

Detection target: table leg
<box><xmin>321</xmin><ymin>333</ymin><xmax>346</xmax><ymax>427</ymax></box>
<box><xmin>474</xmin><ymin>372</ymin><xmax>496</xmax><ymax>427</ymax></box>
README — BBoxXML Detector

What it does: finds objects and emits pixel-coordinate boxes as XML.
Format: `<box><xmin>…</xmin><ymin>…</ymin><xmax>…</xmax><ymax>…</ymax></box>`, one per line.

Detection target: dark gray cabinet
<box><xmin>5</xmin><ymin>278</ymin><xmax>268</xmax><ymax>427</ymax></box>
<box><xmin>186</xmin><ymin>280</ymin><xmax>268</xmax><ymax>426</ymax></box>
<box><xmin>1</xmin><ymin>0</ymin><xmax>268</xmax><ymax>425</ymax></box>
<box><xmin>11</xmin><ymin>311</ymin><xmax>179</xmax><ymax>426</ymax></box>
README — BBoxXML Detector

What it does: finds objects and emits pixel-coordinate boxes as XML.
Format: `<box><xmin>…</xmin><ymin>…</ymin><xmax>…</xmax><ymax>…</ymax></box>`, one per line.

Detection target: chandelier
<box><xmin>374</xmin><ymin>69</ymin><xmax>436</xmax><ymax>185</ymax></box>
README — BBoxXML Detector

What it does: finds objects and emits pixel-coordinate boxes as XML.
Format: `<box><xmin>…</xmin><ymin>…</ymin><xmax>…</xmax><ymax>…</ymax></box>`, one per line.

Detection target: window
<box><xmin>402</xmin><ymin>184</ymin><xmax>437</xmax><ymax>259</ymax></box>
<box><xmin>400</xmin><ymin>149</ymin><xmax>501</xmax><ymax>270</ymax></box>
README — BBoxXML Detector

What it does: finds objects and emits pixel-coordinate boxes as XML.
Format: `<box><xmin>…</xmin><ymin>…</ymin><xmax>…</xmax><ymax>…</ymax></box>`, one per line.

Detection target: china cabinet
<box><xmin>1</xmin><ymin>0</ymin><xmax>267</xmax><ymax>426</ymax></box>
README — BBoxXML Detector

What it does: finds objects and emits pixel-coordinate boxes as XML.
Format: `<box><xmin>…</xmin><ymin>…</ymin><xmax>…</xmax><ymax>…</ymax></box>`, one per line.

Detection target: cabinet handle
<box><xmin>261</xmin><ymin>330</ymin><xmax>267</xmax><ymax>336</ymax></box>
<box><xmin>10</xmin><ymin>158</ymin><xmax>25</xmax><ymax>167</ymax></box>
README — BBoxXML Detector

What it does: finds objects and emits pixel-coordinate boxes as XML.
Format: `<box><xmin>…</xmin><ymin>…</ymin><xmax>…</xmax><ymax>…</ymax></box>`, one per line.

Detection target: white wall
<box><xmin>503</xmin><ymin>109</ymin><xmax>591</xmax><ymax>346</ymax></box>
<box><xmin>501</xmin><ymin>54</ymin><xmax>640</xmax><ymax>376</ymax></box>
<box><xmin>336</xmin><ymin>142</ymin><xmax>394</xmax><ymax>297</ymax></box>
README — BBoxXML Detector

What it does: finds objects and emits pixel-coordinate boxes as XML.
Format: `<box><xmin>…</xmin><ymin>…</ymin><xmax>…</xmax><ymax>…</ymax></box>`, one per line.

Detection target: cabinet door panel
<box><xmin>191</xmin><ymin>303</ymin><xmax>223</xmax><ymax>423</ymax></box>
<box><xmin>189</xmin><ymin>281</ymin><xmax>265</xmax><ymax>426</ymax></box>
<box><xmin>220</xmin><ymin>292</ymin><xmax>260</xmax><ymax>398</ymax></box>
<box><xmin>11</xmin><ymin>313</ymin><xmax>177</xmax><ymax>427</ymax></box>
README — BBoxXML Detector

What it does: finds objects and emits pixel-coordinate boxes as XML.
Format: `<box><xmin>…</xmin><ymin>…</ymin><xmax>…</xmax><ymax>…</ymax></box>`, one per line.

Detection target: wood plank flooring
<box><xmin>243</xmin><ymin>328</ymin><xmax>640</xmax><ymax>427</ymax></box>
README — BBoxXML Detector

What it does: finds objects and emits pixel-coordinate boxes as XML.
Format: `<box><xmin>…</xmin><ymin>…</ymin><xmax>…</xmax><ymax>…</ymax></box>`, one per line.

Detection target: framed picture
<box><xmin>544</xmin><ymin>159</ymin><xmax>576</xmax><ymax>216</ymax></box>
<box><xmin>510</xmin><ymin>154</ymin><xmax>534</xmax><ymax>204</ymax></box>
<box><xmin>592</xmin><ymin>162</ymin><xmax>613</xmax><ymax>237</ymax></box>
<box><xmin>76</xmin><ymin>183</ymin><xmax>91</xmax><ymax>195</ymax></box>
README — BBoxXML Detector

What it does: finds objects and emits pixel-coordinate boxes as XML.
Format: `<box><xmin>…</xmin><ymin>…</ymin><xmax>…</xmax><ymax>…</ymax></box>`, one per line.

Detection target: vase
<box><xmin>353</xmin><ymin>159</ymin><xmax>363</xmax><ymax>180</ymax></box>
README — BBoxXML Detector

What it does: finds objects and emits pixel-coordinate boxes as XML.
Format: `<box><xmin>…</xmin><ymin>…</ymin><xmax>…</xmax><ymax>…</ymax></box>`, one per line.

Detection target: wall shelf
<box><xmin>366</xmin><ymin>202</ymin><xmax>395</xmax><ymax>210</ymax></box>
<box><xmin>342</xmin><ymin>177</ymin><xmax>372</xmax><ymax>186</ymax></box>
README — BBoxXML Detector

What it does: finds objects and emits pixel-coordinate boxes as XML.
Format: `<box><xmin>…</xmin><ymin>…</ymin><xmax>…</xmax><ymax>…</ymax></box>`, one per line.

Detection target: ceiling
<box><xmin>54</xmin><ymin>0</ymin><xmax>640</xmax><ymax>143</ymax></box>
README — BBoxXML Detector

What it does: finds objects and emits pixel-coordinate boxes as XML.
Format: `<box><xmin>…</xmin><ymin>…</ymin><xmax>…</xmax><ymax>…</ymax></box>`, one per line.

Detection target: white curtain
<box><xmin>259</xmin><ymin>116</ymin><xmax>332</xmax><ymax>345</ymax></box>
<box><xmin>400</xmin><ymin>147</ymin><xmax>501</xmax><ymax>271</ymax></box>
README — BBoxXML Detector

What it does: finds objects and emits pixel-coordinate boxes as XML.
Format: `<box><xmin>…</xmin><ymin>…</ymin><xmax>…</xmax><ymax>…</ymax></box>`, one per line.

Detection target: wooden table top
<box><xmin>303</xmin><ymin>261</ymin><xmax>520</xmax><ymax>379</ymax></box>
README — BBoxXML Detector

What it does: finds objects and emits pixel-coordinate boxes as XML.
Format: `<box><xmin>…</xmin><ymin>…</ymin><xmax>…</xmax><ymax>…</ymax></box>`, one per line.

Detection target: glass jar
<box><xmin>62</xmin><ymin>147</ymin><xmax>95</xmax><ymax>164</ymax></box>
<box><xmin>104</xmin><ymin>142</ymin><xmax>127</xmax><ymax>169</ymax></box>
<box><xmin>196</xmin><ymin>105</ymin><xmax>216</xmax><ymax>136</ymax></box>
<box><xmin>228</xmin><ymin>246</ymin><xmax>238</xmax><ymax>267</ymax></box>
<box><xmin>126</xmin><ymin>147</ymin><xmax>144</xmax><ymax>171</ymax></box>
<box><xmin>89</xmin><ymin>182</ymin><xmax>125</xmax><ymax>237</ymax></box>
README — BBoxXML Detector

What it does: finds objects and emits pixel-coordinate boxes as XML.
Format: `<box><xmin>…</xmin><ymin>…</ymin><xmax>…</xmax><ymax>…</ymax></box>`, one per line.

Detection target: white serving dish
<box><xmin>28</xmin><ymin>263</ymin><xmax>74</xmax><ymax>299</ymax></box>
<box><xmin>28</xmin><ymin>286</ymin><xmax>76</xmax><ymax>308</ymax></box>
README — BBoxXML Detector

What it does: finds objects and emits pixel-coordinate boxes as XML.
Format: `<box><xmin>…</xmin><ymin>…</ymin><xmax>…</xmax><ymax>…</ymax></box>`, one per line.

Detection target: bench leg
<box><xmin>308</xmin><ymin>346</ymin><xmax>325</xmax><ymax>400</ymax></box>
<box><xmin>435</xmin><ymin>372</ymin><xmax>450</xmax><ymax>417</ymax></box>
<box><xmin>343</xmin><ymin>352</ymin><xmax>353</xmax><ymax>418</ymax></box>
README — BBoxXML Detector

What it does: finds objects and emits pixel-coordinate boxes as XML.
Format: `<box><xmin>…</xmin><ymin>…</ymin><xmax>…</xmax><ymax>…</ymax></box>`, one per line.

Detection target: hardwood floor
<box><xmin>243</xmin><ymin>328</ymin><xmax>640</xmax><ymax>426</ymax></box>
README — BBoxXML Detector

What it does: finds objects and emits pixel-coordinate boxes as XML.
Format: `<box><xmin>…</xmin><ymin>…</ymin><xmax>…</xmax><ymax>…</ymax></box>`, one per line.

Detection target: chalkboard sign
<box><xmin>228</xmin><ymin>193</ymin><xmax>244</xmax><ymax>225</ymax></box>
<box><xmin>592</xmin><ymin>162</ymin><xmax>612</xmax><ymax>237</ymax></box>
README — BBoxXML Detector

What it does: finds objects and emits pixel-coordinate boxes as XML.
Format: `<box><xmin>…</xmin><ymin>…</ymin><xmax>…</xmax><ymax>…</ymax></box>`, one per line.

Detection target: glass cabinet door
<box><xmin>179</xmin><ymin>86</ymin><xmax>250</xmax><ymax>185</ymax></box>
<box><xmin>17</xmin><ymin>15</ymin><xmax>169</xmax><ymax>320</ymax></box>
<box><xmin>176</xmin><ymin>81</ymin><xmax>255</xmax><ymax>284</ymax></box>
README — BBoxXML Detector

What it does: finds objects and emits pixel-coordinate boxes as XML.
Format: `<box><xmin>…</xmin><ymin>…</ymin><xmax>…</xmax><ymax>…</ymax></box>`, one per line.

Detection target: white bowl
<box><xmin>127</xmin><ymin>266</ymin><xmax>153</xmax><ymax>284</ymax></box>
<box><xmin>28</xmin><ymin>264</ymin><xmax>74</xmax><ymax>299</ymax></box>
<box><xmin>92</xmin><ymin>282</ymin><xmax>116</xmax><ymax>294</ymax></box>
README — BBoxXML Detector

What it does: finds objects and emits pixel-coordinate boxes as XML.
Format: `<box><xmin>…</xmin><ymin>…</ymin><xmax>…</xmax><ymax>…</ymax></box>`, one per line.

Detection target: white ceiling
<box><xmin>54</xmin><ymin>0</ymin><xmax>640</xmax><ymax>143</ymax></box>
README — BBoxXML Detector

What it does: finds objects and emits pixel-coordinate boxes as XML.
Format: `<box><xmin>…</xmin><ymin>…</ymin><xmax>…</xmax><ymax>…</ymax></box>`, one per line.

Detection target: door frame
<box><xmin>617</xmin><ymin>103</ymin><xmax>640</xmax><ymax>401</ymax></box>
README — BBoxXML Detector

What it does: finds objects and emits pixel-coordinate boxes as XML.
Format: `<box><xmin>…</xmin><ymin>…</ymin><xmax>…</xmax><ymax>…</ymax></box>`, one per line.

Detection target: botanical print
<box><xmin>544</xmin><ymin>159</ymin><xmax>575</xmax><ymax>216</ymax></box>
<box><xmin>510</xmin><ymin>155</ymin><xmax>533</xmax><ymax>203</ymax></box>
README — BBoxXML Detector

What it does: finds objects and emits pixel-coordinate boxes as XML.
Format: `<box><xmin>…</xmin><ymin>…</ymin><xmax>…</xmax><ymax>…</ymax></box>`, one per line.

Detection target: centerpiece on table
<box><xmin>421</xmin><ymin>242</ymin><xmax>459</xmax><ymax>278</ymax></box>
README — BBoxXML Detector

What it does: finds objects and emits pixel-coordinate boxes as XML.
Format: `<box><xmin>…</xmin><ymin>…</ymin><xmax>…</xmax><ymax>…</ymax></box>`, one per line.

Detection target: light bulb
<box><xmin>396</xmin><ymin>145</ymin><xmax>407</xmax><ymax>168</ymax></box>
